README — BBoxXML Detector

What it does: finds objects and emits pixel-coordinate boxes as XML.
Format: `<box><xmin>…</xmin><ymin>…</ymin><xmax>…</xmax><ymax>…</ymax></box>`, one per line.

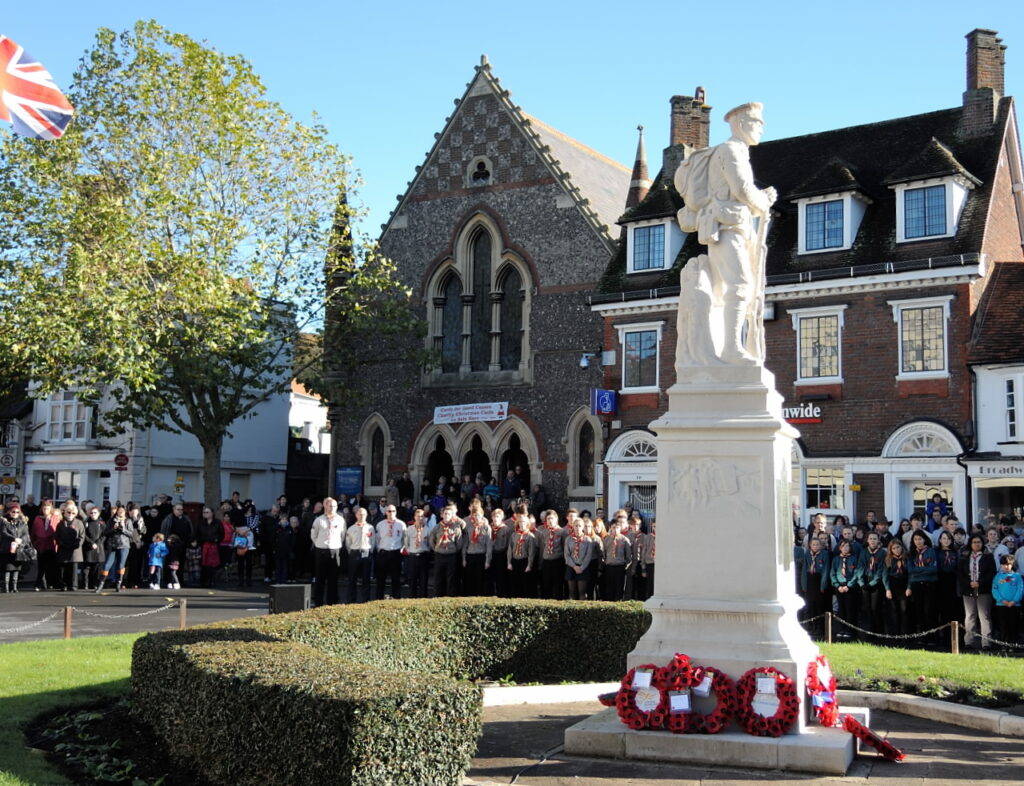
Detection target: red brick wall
<box><xmin>767</xmin><ymin>285</ymin><xmax>972</xmax><ymax>457</ymax></box>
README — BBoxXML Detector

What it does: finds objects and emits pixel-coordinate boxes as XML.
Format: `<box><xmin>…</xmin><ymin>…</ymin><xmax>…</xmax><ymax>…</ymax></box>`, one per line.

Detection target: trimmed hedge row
<box><xmin>131</xmin><ymin>598</ymin><xmax>649</xmax><ymax>786</ymax></box>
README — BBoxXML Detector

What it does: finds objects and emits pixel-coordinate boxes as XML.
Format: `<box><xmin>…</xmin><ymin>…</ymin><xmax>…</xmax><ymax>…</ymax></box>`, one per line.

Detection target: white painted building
<box><xmin>289</xmin><ymin>379</ymin><xmax>330</xmax><ymax>454</ymax></box>
<box><xmin>16</xmin><ymin>386</ymin><xmax>288</xmax><ymax>508</ymax></box>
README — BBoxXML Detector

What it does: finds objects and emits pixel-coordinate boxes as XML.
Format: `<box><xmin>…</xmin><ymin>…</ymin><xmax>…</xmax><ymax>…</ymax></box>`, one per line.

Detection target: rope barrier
<box><xmin>802</xmin><ymin>612</ymin><xmax>1024</xmax><ymax>650</ymax></box>
<box><xmin>0</xmin><ymin>609</ymin><xmax>63</xmax><ymax>635</ymax></box>
<box><xmin>69</xmin><ymin>602</ymin><xmax>178</xmax><ymax>619</ymax></box>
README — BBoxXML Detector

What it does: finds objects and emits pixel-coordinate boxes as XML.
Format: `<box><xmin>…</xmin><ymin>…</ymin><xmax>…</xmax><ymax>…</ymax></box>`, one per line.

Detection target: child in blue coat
<box><xmin>992</xmin><ymin>554</ymin><xmax>1022</xmax><ymax>648</ymax></box>
<box><xmin>147</xmin><ymin>533</ymin><xmax>169</xmax><ymax>589</ymax></box>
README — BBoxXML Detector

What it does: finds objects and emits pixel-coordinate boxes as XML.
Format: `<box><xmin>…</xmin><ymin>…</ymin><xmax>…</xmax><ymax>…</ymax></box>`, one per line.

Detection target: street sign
<box><xmin>0</xmin><ymin>454</ymin><xmax>14</xmax><ymax>468</ymax></box>
<box><xmin>114</xmin><ymin>453</ymin><xmax>130</xmax><ymax>468</ymax></box>
<box><xmin>0</xmin><ymin>484</ymin><xmax>13</xmax><ymax>494</ymax></box>
<box><xmin>1</xmin><ymin>477</ymin><xmax>15</xmax><ymax>485</ymax></box>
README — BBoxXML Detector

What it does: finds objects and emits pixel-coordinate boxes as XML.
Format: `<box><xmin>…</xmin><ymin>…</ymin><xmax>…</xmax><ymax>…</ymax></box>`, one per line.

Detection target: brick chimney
<box><xmin>664</xmin><ymin>88</ymin><xmax>711</xmax><ymax>181</ymax></box>
<box><xmin>960</xmin><ymin>29</ymin><xmax>1005</xmax><ymax>138</ymax></box>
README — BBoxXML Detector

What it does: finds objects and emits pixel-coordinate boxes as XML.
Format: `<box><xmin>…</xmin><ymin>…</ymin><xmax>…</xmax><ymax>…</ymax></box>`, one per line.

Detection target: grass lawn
<box><xmin>823</xmin><ymin>641</ymin><xmax>1024</xmax><ymax>697</ymax></box>
<box><xmin>0</xmin><ymin>635</ymin><xmax>1020</xmax><ymax>785</ymax></box>
<box><xmin>0</xmin><ymin>633</ymin><xmax>141</xmax><ymax>786</ymax></box>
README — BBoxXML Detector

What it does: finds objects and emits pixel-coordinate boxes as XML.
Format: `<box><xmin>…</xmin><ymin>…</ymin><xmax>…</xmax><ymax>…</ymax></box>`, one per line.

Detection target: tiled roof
<box><xmin>882</xmin><ymin>137</ymin><xmax>981</xmax><ymax>185</ymax></box>
<box><xmin>522</xmin><ymin>113</ymin><xmax>632</xmax><ymax>235</ymax></box>
<box><xmin>968</xmin><ymin>262</ymin><xmax>1024</xmax><ymax>365</ymax></box>
<box><xmin>600</xmin><ymin>100</ymin><xmax>1013</xmax><ymax>293</ymax></box>
<box><xmin>787</xmin><ymin>158</ymin><xmax>864</xmax><ymax>200</ymax></box>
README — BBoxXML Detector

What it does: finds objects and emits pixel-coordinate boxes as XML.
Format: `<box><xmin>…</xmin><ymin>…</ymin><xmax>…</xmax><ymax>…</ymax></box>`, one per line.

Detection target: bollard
<box><xmin>951</xmin><ymin>620</ymin><xmax>959</xmax><ymax>655</ymax></box>
<box><xmin>179</xmin><ymin>598</ymin><xmax>187</xmax><ymax>630</ymax></box>
<box><xmin>825</xmin><ymin>612</ymin><xmax>832</xmax><ymax>644</ymax></box>
<box><xmin>63</xmin><ymin>606</ymin><xmax>73</xmax><ymax>640</ymax></box>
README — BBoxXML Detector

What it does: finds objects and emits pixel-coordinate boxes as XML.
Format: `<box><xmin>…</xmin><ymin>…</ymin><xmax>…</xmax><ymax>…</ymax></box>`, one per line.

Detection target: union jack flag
<box><xmin>0</xmin><ymin>35</ymin><xmax>73</xmax><ymax>140</ymax></box>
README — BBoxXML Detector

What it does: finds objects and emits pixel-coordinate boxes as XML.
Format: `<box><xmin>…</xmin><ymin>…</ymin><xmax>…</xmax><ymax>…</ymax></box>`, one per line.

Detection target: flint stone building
<box><xmin>327</xmin><ymin>57</ymin><xmax>629</xmax><ymax>510</ymax></box>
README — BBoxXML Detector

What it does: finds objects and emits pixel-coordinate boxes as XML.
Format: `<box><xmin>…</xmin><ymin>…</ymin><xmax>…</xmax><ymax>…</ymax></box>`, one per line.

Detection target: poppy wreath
<box><xmin>843</xmin><ymin>714</ymin><xmax>906</xmax><ymax>761</ymax></box>
<box><xmin>735</xmin><ymin>666</ymin><xmax>800</xmax><ymax>738</ymax></box>
<box><xmin>805</xmin><ymin>655</ymin><xmax>840</xmax><ymax>727</ymax></box>
<box><xmin>664</xmin><ymin>664</ymin><xmax>737</xmax><ymax>735</ymax></box>
<box><xmin>614</xmin><ymin>664</ymin><xmax>670</xmax><ymax>730</ymax></box>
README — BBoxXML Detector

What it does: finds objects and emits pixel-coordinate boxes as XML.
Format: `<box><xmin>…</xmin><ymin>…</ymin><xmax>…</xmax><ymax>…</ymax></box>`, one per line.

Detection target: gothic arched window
<box><xmin>370</xmin><ymin>426</ymin><xmax>385</xmax><ymax>487</ymax></box>
<box><xmin>470</xmin><ymin>230</ymin><xmax>492</xmax><ymax>371</ymax></box>
<box><xmin>498</xmin><ymin>265</ymin><xmax>523</xmax><ymax>371</ymax></box>
<box><xmin>439</xmin><ymin>273</ymin><xmax>462</xmax><ymax>373</ymax></box>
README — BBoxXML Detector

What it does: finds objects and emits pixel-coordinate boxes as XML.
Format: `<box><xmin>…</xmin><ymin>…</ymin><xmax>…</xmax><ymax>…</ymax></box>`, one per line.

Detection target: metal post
<box><xmin>63</xmin><ymin>606</ymin><xmax>73</xmax><ymax>640</ymax></box>
<box><xmin>179</xmin><ymin>599</ymin><xmax>187</xmax><ymax>630</ymax></box>
<box><xmin>825</xmin><ymin>612</ymin><xmax>832</xmax><ymax>644</ymax></box>
<box><xmin>951</xmin><ymin>621</ymin><xmax>959</xmax><ymax>655</ymax></box>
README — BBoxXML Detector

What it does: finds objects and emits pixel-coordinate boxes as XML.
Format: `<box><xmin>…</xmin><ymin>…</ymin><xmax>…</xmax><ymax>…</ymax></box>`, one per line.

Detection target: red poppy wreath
<box><xmin>664</xmin><ymin>663</ymin><xmax>737</xmax><ymax>735</ymax></box>
<box><xmin>614</xmin><ymin>664</ymin><xmax>670</xmax><ymax>730</ymax></box>
<box><xmin>735</xmin><ymin>666</ymin><xmax>800</xmax><ymax>737</ymax></box>
<box><xmin>805</xmin><ymin>654</ymin><xmax>840</xmax><ymax>727</ymax></box>
<box><xmin>843</xmin><ymin>714</ymin><xmax>906</xmax><ymax>761</ymax></box>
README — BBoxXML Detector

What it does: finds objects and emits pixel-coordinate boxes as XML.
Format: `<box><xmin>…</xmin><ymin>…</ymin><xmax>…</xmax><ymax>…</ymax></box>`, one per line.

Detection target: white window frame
<box><xmin>625</xmin><ymin>219</ymin><xmax>683</xmax><ymax>274</ymax></box>
<box><xmin>616</xmin><ymin>320</ymin><xmax>663</xmax><ymax>394</ymax></box>
<box><xmin>888</xmin><ymin>295</ymin><xmax>954</xmax><ymax>380</ymax></box>
<box><xmin>794</xmin><ymin>191</ymin><xmax>871</xmax><ymax>255</ymax></box>
<box><xmin>46</xmin><ymin>390</ymin><xmax>91</xmax><ymax>444</ymax></box>
<box><xmin>1005</xmin><ymin>374</ymin><xmax>1023</xmax><ymax>441</ymax></box>
<box><xmin>789</xmin><ymin>305</ymin><xmax>847</xmax><ymax>384</ymax></box>
<box><xmin>802</xmin><ymin>465</ymin><xmax>849</xmax><ymax>519</ymax></box>
<box><xmin>891</xmin><ymin>176</ymin><xmax>973</xmax><ymax>243</ymax></box>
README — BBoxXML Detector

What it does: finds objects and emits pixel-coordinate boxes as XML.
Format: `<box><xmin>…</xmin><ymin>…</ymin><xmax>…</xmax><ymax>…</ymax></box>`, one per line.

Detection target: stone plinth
<box><xmin>564</xmin><ymin>708</ymin><xmax>854</xmax><ymax>775</ymax></box>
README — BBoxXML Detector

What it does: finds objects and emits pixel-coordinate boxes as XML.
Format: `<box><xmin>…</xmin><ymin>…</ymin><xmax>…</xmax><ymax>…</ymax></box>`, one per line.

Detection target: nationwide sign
<box><xmin>434</xmin><ymin>401</ymin><xmax>508</xmax><ymax>425</ymax></box>
<box><xmin>783</xmin><ymin>403</ymin><xmax>823</xmax><ymax>424</ymax></box>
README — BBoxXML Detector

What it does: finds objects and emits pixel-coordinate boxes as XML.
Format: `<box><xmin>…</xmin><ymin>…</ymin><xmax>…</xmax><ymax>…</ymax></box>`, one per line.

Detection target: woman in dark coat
<box><xmin>55</xmin><ymin>501</ymin><xmax>85</xmax><ymax>591</ymax></box>
<box><xmin>81</xmin><ymin>506</ymin><xmax>106</xmax><ymax>590</ymax></box>
<box><xmin>1</xmin><ymin>503</ymin><xmax>33</xmax><ymax>593</ymax></box>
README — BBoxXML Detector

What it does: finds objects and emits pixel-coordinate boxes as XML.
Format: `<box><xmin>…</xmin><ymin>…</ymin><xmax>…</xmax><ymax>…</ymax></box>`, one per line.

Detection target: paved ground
<box><xmin>0</xmin><ymin>583</ymin><xmax>272</xmax><ymax>642</ymax></box>
<box><xmin>468</xmin><ymin>702</ymin><xmax>1024</xmax><ymax>785</ymax></box>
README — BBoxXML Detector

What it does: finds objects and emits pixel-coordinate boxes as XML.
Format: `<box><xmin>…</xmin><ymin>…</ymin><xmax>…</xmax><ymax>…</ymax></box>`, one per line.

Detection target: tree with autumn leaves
<box><xmin>0</xmin><ymin>21</ymin><xmax>422</xmax><ymax>506</ymax></box>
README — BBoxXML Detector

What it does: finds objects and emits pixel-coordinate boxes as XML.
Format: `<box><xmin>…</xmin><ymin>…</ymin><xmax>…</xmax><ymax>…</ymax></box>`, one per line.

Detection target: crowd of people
<box><xmin>6</xmin><ymin>480</ymin><xmax>1021</xmax><ymax>656</ymax></box>
<box><xmin>0</xmin><ymin>492</ymin><xmax>312</xmax><ymax>593</ymax></box>
<box><xmin>0</xmin><ymin>479</ymin><xmax>658</xmax><ymax>609</ymax></box>
<box><xmin>796</xmin><ymin>496</ymin><xmax>1024</xmax><ymax>652</ymax></box>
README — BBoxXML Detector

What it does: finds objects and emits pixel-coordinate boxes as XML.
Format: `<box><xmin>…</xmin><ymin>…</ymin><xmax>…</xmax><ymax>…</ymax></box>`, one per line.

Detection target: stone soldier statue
<box><xmin>675</xmin><ymin>102</ymin><xmax>777</xmax><ymax>367</ymax></box>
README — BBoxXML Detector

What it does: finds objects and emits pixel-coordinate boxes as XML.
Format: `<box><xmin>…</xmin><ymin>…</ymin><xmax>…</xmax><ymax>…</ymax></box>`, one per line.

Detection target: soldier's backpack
<box><xmin>674</xmin><ymin>146</ymin><xmax>714</xmax><ymax>233</ymax></box>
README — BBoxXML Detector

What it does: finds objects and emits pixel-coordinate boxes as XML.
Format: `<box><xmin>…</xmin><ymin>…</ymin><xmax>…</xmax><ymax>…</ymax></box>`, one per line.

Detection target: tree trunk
<box><xmin>201</xmin><ymin>437</ymin><xmax>224</xmax><ymax>509</ymax></box>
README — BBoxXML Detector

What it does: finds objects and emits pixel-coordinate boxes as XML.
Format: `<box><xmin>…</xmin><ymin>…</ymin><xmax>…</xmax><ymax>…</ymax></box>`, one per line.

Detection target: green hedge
<box><xmin>131</xmin><ymin>598</ymin><xmax>649</xmax><ymax>786</ymax></box>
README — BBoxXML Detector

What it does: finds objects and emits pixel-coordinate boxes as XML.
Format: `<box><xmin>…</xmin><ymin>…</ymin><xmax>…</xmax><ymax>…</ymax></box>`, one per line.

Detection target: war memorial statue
<box><xmin>674</xmin><ymin>102</ymin><xmax>776</xmax><ymax>368</ymax></box>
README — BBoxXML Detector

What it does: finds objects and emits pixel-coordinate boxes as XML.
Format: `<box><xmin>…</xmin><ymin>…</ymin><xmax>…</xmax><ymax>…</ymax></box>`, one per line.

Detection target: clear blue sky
<box><xmin>5</xmin><ymin>1</ymin><xmax>1022</xmax><ymax>236</ymax></box>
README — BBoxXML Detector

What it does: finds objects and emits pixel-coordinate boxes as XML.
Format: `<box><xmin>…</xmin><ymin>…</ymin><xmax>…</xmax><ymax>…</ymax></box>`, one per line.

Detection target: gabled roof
<box><xmin>968</xmin><ymin>262</ymin><xmax>1024</xmax><ymax>365</ymax></box>
<box><xmin>380</xmin><ymin>59</ymin><xmax>630</xmax><ymax>250</ymax></box>
<box><xmin>521</xmin><ymin>113</ymin><xmax>632</xmax><ymax>235</ymax></box>
<box><xmin>883</xmin><ymin>137</ymin><xmax>981</xmax><ymax>185</ymax></box>
<box><xmin>598</xmin><ymin>99</ymin><xmax>1017</xmax><ymax>293</ymax></box>
<box><xmin>787</xmin><ymin>158</ymin><xmax>865</xmax><ymax>200</ymax></box>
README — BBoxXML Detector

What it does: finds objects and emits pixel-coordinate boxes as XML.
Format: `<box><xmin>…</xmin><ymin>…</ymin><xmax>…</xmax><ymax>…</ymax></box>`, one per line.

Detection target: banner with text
<box><xmin>434</xmin><ymin>401</ymin><xmax>508</xmax><ymax>425</ymax></box>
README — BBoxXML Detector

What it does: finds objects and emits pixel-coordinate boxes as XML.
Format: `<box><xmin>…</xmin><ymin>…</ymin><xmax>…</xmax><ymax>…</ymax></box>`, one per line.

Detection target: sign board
<box><xmin>433</xmin><ymin>401</ymin><xmax>508</xmax><ymax>425</ymax></box>
<box><xmin>783</xmin><ymin>402</ymin><xmax>823</xmax><ymax>424</ymax></box>
<box><xmin>335</xmin><ymin>465</ymin><xmax>364</xmax><ymax>498</ymax></box>
<box><xmin>590</xmin><ymin>388</ymin><xmax>617</xmax><ymax>416</ymax></box>
<box><xmin>1</xmin><ymin>477</ymin><xmax>15</xmax><ymax>485</ymax></box>
<box><xmin>114</xmin><ymin>453</ymin><xmax>130</xmax><ymax>468</ymax></box>
<box><xmin>0</xmin><ymin>483</ymin><xmax>13</xmax><ymax>494</ymax></box>
<box><xmin>0</xmin><ymin>453</ymin><xmax>14</xmax><ymax>468</ymax></box>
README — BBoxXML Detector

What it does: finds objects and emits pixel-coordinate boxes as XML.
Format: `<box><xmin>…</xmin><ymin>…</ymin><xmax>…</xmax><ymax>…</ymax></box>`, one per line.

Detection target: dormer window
<box><xmin>904</xmin><ymin>184</ymin><xmax>946</xmax><ymax>238</ymax></box>
<box><xmin>891</xmin><ymin>176</ymin><xmax>974</xmax><ymax>243</ymax></box>
<box><xmin>626</xmin><ymin>219</ymin><xmax>683</xmax><ymax>273</ymax></box>
<box><xmin>794</xmin><ymin>191</ymin><xmax>869</xmax><ymax>255</ymax></box>
<box><xmin>806</xmin><ymin>200</ymin><xmax>843</xmax><ymax>251</ymax></box>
